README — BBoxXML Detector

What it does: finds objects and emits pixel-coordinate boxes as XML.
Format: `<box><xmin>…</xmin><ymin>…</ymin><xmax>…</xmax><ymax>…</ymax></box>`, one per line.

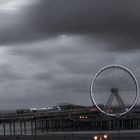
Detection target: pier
<box><xmin>0</xmin><ymin>107</ymin><xmax>140</xmax><ymax>136</ymax></box>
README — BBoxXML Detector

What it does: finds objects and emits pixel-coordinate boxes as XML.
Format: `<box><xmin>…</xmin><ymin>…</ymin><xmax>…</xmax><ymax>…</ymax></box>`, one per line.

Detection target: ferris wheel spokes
<box><xmin>105</xmin><ymin>88</ymin><xmax>126</xmax><ymax>114</ymax></box>
<box><xmin>90</xmin><ymin>65</ymin><xmax>139</xmax><ymax>117</ymax></box>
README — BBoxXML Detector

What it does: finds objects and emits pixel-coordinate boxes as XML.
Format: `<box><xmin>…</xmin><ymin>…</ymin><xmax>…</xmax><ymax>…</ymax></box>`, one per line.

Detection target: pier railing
<box><xmin>0</xmin><ymin>110</ymin><xmax>140</xmax><ymax>135</ymax></box>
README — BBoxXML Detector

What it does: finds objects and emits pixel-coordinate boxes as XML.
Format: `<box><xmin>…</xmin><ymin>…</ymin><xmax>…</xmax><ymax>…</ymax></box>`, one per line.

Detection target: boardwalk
<box><xmin>0</xmin><ymin>108</ymin><xmax>140</xmax><ymax>136</ymax></box>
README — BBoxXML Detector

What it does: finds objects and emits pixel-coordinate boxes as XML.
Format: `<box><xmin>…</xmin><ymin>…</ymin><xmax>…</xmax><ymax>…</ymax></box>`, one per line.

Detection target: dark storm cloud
<box><xmin>27</xmin><ymin>0</ymin><xmax>140</xmax><ymax>33</ymax></box>
<box><xmin>0</xmin><ymin>0</ymin><xmax>140</xmax><ymax>51</ymax></box>
<box><xmin>0</xmin><ymin>1</ymin><xmax>140</xmax><ymax>109</ymax></box>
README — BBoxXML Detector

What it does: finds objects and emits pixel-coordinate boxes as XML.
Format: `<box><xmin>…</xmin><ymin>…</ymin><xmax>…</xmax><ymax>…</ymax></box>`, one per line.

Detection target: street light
<box><xmin>103</xmin><ymin>134</ymin><xmax>108</xmax><ymax>139</ymax></box>
<box><xmin>93</xmin><ymin>134</ymin><xmax>108</xmax><ymax>140</ymax></box>
<box><xmin>94</xmin><ymin>135</ymin><xmax>98</xmax><ymax>140</ymax></box>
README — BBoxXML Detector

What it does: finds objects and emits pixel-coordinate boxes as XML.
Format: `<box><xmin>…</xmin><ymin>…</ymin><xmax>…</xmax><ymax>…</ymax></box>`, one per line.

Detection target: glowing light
<box><xmin>104</xmin><ymin>134</ymin><xmax>108</xmax><ymax>139</ymax></box>
<box><xmin>126</xmin><ymin>108</ymin><xmax>128</xmax><ymax>111</ymax></box>
<box><xmin>94</xmin><ymin>136</ymin><xmax>98</xmax><ymax>140</ymax></box>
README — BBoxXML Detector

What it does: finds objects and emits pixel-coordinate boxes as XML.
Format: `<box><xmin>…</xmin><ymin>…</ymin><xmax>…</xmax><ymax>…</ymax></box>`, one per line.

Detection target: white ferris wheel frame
<box><xmin>90</xmin><ymin>64</ymin><xmax>139</xmax><ymax>117</ymax></box>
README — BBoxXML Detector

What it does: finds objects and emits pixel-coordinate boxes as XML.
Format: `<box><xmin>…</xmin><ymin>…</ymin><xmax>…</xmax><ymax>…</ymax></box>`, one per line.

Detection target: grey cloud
<box><xmin>0</xmin><ymin>0</ymin><xmax>140</xmax><ymax>52</ymax></box>
<box><xmin>27</xmin><ymin>0</ymin><xmax>140</xmax><ymax>33</ymax></box>
<box><xmin>0</xmin><ymin>42</ymin><xmax>140</xmax><ymax>109</ymax></box>
<box><xmin>0</xmin><ymin>1</ymin><xmax>140</xmax><ymax>109</ymax></box>
<box><xmin>33</xmin><ymin>72</ymin><xmax>53</xmax><ymax>81</ymax></box>
<box><xmin>0</xmin><ymin>65</ymin><xmax>22</xmax><ymax>82</ymax></box>
<box><xmin>49</xmin><ymin>74</ymin><xmax>88</xmax><ymax>92</ymax></box>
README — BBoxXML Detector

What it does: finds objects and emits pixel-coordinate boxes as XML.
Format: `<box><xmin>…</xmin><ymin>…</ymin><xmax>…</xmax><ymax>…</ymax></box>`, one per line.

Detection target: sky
<box><xmin>0</xmin><ymin>0</ymin><xmax>140</xmax><ymax>109</ymax></box>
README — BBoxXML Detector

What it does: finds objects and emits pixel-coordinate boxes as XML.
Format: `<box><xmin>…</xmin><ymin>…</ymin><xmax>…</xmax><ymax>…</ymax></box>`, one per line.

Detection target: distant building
<box><xmin>58</xmin><ymin>103</ymin><xmax>87</xmax><ymax>110</ymax></box>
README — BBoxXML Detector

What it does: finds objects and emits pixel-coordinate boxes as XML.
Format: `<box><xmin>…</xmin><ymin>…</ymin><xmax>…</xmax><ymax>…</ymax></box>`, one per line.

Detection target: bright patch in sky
<box><xmin>0</xmin><ymin>47</ymin><xmax>9</xmax><ymax>64</ymax></box>
<box><xmin>59</xmin><ymin>34</ymin><xmax>67</xmax><ymax>39</ymax></box>
<box><xmin>0</xmin><ymin>0</ymin><xmax>37</xmax><ymax>11</ymax></box>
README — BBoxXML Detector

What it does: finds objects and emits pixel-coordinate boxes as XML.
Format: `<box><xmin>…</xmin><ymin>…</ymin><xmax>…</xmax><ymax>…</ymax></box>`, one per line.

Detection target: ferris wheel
<box><xmin>90</xmin><ymin>65</ymin><xmax>139</xmax><ymax>117</ymax></box>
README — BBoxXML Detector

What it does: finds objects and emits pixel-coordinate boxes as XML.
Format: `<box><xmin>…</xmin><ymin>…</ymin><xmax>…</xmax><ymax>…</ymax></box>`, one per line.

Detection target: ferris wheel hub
<box><xmin>111</xmin><ymin>88</ymin><xmax>118</xmax><ymax>93</ymax></box>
